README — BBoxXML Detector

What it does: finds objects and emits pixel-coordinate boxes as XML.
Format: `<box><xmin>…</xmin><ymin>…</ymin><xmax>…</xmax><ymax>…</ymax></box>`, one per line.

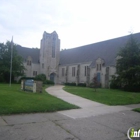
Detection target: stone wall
<box><xmin>58</xmin><ymin>62</ymin><xmax>91</xmax><ymax>84</ymax></box>
<box><xmin>33</xmin><ymin>81</ymin><xmax>42</xmax><ymax>93</ymax></box>
<box><xmin>23</xmin><ymin>62</ymin><xmax>40</xmax><ymax>77</ymax></box>
<box><xmin>58</xmin><ymin>63</ymin><xmax>116</xmax><ymax>88</ymax></box>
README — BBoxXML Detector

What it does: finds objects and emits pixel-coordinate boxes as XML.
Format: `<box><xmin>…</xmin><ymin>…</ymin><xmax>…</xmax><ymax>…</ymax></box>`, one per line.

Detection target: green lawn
<box><xmin>64</xmin><ymin>86</ymin><xmax>140</xmax><ymax>105</ymax></box>
<box><xmin>133</xmin><ymin>108</ymin><xmax>140</xmax><ymax>113</ymax></box>
<box><xmin>0</xmin><ymin>84</ymin><xmax>78</xmax><ymax>115</ymax></box>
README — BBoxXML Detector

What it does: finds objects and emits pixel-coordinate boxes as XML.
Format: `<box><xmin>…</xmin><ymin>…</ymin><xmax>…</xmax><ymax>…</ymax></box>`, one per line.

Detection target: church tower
<box><xmin>40</xmin><ymin>31</ymin><xmax>60</xmax><ymax>83</ymax></box>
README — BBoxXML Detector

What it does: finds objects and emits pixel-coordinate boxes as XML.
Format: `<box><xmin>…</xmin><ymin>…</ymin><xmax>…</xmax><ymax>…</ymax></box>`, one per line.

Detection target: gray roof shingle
<box><xmin>16</xmin><ymin>46</ymin><xmax>40</xmax><ymax>64</ymax></box>
<box><xmin>60</xmin><ymin>33</ymin><xmax>140</xmax><ymax>67</ymax></box>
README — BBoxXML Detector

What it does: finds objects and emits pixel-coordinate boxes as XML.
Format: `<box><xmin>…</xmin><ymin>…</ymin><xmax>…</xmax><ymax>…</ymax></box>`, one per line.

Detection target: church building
<box><xmin>16</xmin><ymin>31</ymin><xmax>140</xmax><ymax>88</ymax></box>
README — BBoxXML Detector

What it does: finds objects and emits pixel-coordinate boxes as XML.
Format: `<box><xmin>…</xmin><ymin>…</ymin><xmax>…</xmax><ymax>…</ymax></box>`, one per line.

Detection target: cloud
<box><xmin>0</xmin><ymin>0</ymin><xmax>140</xmax><ymax>49</ymax></box>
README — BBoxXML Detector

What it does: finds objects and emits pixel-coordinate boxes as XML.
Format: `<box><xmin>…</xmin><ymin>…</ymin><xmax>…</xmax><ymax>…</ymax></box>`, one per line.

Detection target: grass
<box><xmin>0</xmin><ymin>84</ymin><xmax>78</xmax><ymax>115</ymax></box>
<box><xmin>63</xmin><ymin>86</ymin><xmax>140</xmax><ymax>105</ymax></box>
<box><xmin>133</xmin><ymin>108</ymin><xmax>140</xmax><ymax>113</ymax></box>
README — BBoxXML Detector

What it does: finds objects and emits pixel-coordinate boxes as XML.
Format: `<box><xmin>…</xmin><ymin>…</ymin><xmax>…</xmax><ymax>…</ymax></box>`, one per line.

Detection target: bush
<box><xmin>122</xmin><ymin>84</ymin><xmax>140</xmax><ymax>92</ymax></box>
<box><xmin>65</xmin><ymin>83</ymin><xmax>76</xmax><ymax>86</ymax></box>
<box><xmin>18</xmin><ymin>74</ymin><xmax>55</xmax><ymax>85</ymax></box>
<box><xmin>44</xmin><ymin>80</ymin><xmax>54</xmax><ymax>85</ymax></box>
<box><xmin>110</xmin><ymin>81</ymin><xmax>121</xmax><ymax>89</ymax></box>
<box><xmin>89</xmin><ymin>82</ymin><xmax>101</xmax><ymax>88</ymax></box>
<box><xmin>110</xmin><ymin>75</ymin><xmax>121</xmax><ymax>89</ymax></box>
<box><xmin>34</xmin><ymin>74</ymin><xmax>46</xmax><ymax>83</ymax></box>
<box><xmin>18</xmin><ymin>77</ymin><xmax>35</xmax><ymax>83</ymax></box>
<box><xmin>0</xmin><ymin>74</ymin><xmax>6</xmax><ymax>83</ymax></box>
<box><xmin>89</xmin><ymin>83</ymin><xmax>94</xmax><ymax>88</ymax></box>
<box><xmin>77</xmin><ymin>83</ymin><xmax>86</xmax><ymax>87</ymax></box>
<box><xmin>110</xmin><ymin>75</ymin><xmax>140</xmax><ymax>92</ymax></box>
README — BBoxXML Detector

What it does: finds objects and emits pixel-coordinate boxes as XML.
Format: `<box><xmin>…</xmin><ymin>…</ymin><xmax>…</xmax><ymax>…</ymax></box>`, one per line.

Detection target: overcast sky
<box><xmin>0</xmin><ymin>0</ymin><xmax>140</xmax><ymax>49</ymax></box>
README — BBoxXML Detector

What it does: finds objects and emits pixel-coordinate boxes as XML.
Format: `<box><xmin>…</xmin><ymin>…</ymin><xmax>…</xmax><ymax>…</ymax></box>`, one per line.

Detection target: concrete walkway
<box><xmin>46</xmin><ymin>85</ymin><xmax>133</xmax><ymax>119</ymax></box>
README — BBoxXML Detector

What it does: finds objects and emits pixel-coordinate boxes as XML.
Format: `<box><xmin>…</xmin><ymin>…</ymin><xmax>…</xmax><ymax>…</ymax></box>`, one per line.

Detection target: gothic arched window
<box><xmin>96</xmin><ymin>58</ymin><xmax>105</xmax><ymax>71</ymax></box>
<box><xmin>52</xmin><ymin>37</ymin><xmax>55</xmax><ymax>58</ymax></box>
<box><xmin>27</xmin><ymin>56</ymin><xmax>32</xmax><ymax>66</ymax></box>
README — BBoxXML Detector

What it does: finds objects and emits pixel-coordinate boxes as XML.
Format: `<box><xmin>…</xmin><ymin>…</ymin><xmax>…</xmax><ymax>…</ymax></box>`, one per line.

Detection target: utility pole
<box><xmin>9</xmin><ymin>37</ymin><xmax>13</xmax><ymax>87</ymax></box>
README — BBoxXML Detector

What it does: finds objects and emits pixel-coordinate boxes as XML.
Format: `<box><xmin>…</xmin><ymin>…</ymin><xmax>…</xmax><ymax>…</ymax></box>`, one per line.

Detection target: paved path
<box><xmin>46</xmin><ymin>85</ymin><xmax>133</xmax><ymax>119</ymax></box>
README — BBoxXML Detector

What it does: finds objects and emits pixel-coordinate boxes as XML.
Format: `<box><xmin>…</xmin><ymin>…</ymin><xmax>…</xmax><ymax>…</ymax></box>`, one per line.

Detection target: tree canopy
<box><xmin>0</xmin><ymin>41</ymin><xmax>25</xmax><ymax>83</ymax></box>
<box><xmin>111</xmin><ymin>34</ymin><xmax>140</xmax><ymax>92</ymax></box>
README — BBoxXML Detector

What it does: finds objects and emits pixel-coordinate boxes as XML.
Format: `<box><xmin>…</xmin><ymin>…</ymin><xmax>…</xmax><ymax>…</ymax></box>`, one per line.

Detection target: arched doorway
<box><xmin>50</xmin><ymin>73</ymin><xmax>55</xmax><ymax>83</ymax></box>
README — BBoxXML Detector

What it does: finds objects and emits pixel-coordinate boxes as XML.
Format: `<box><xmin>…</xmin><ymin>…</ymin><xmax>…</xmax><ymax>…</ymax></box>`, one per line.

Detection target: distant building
<box><xmin>16</xmin><ymin>31</ymin><xmax>140</xmax><ymax>87</ymax></box>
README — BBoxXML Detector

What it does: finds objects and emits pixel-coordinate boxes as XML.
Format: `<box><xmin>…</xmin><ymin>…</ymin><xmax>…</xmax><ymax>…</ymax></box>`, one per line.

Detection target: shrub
<box><xmin>89</xmin><ymin>82</ymin><xmax>101</xmax><ymax>88</ymax></box>
<box><xmin>110</xmin><ymin>81</ymin><xmax>121</xmax><ymax>89</ymax></box>
<box><xmin>110</xmin><ymin>75</ymin><xmax>121</xmax><ymax>89</ymax></box>
<box><xmin>34</xmin><ymin>74</ymin><xmax>46</xmax><ymax>83</ymax></box>
<box><xmin>18</xmin><ymin>77</ymin><xmax>35</xmax><ymax>83</ymax></box>
<box><xmin>122</xmin><ymin>84</ymin><xmax>140</xmax><ymax>92</ymax></box>
<box><xmin>65</xmin><ymin>83</ymin><xmax>69</xmax><ymax>86</ymax></box>
<box><xmin>44</xmin><ymin>80</ymin><xmax>54</xmax><ymax>85</ymax></box>
<box><xmin>77</xmin><ymin>83</ymin><xmax>86</xmax><ymax>87</ymax></box>
<box><xmin>89</xmin><ymin>83</ymin><xmax>94</xmax><ymax>88</ymax></box>
<box><xmin>65</xmin><ymin>83</ymin><xmax>76</xmax><ymax>86</ymax></box>
<box><xmin>110</xmin><ymin>75</ymin><xmax>140</xmax><ymax>92</ymax></box>
<box><xmin>0</xmin><ymin>74</ymin><xmax>6</xmax><ymax>83</ymax></box>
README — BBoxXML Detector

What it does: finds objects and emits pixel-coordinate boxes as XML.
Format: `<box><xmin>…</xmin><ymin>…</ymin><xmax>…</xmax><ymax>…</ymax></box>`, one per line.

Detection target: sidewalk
<box><xmin>46</xmin><ymin>85</ymin><xmax>133</xmax><ymax>119</ymax></box>
<box><xmin>1</xmin><ymin>110</ymin><xmax>140</xmax><ymax>140</ymax></box>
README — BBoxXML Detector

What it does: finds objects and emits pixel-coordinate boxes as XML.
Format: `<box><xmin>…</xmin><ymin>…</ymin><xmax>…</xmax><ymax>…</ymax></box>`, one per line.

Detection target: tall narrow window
<box><xmin>72</xmin><ymin>67</ymin><xmax>75</xmax><ymax>77</ymax></box>
<box><xmin>85</xmin><ymin>66</ymin><xmax>88</xmax><ymax>76</ymax></box>
<box><xmin>100</xmin><ymin>64</ymin><xmax>101</xmax><ymax>70</ymax></box>
<box><xmin>27</xmin><ymin>60</ymin><xmax>31</xmax><ymax>66</ymax></box>
<box><xmin>42</xmin><ymin>63</ymin><xmax>44</xmax><ymax>69</ymax></box>
<box><xmin>85</xmin><ymin>66</ymin><xmax>87</xmax><ymax>76</ymax></box>
<box><xmin>96</xmin><ymin>58</ymin><xmax>104</xmax><ymax>71</ymax></box>
<box><xmin>96</xmin><ymin>64</ymin><xmax>102</xmax><ymax>71</ymax></box>
<box><xmin>33</xmin><ymin>71</ymin><xmax>37</xmax><ymax>76</ymax></box>
<box><xmin>27</xmin><ymin>56</ymin><xmax>32</xmax><ymax>66</ymax></box>
<box><xmin>96</xmin><ymin>64</ymin><xmax>98</xmax><ymax>71</ymax></box>
<box><xmin>52</xmin><ymin>37</ymin><xmax>55</xmax><ymax>58</ymax></box>
<box><xmin>52</xmin><ymin>46</ymin><xmax>55</xmax><ymax>58</ymax></box>
<box><xmin>62</xmin><ymin>68</ymin><xmax>65</xmax><ymax>76</ymax></box>
<box><xmin>27</xmin><ymin>60</ymin><xmax>29</xmax><ymax>65</ymax></box>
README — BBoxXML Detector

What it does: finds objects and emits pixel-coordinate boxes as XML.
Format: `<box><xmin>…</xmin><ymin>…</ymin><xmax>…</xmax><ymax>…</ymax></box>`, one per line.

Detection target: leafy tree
<box><xmin>0</xmin><ymin>41</ymin><xmax>25</xmax><ymax>83</ymax></box>
<box><xmin>112</xmin><ymin>34</ymin><xmax>140</xmax><ymax>91</ymax></box>
<box><xmin>92</xmin><ymin>75</ymin><xmax>98</xmax><ymax>92</ymax></box>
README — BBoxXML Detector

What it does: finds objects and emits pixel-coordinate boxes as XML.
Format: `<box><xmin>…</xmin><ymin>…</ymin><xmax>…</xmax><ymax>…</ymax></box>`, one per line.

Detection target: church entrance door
<box><xmin>50</xmin><ymin>73</ymin><xmax>55</xmax><ymax>83</ymax></box>
<box><xmin>97</xmin><ymin>73</ymin><xmax>101</xmax><ymax>83</ymax></box>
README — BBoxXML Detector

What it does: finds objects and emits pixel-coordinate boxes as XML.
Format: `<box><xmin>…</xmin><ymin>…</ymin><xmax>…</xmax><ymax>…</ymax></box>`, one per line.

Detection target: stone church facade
<box><xmin>16</xmin><ymin>31</ymin><xmax>140</xmax><ymax>88</ymax></box>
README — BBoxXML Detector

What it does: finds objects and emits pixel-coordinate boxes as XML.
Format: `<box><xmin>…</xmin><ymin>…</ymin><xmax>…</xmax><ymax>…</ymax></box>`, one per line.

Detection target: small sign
<box><xmin>24</xmin><ymin>79</ymin><xmax>34</xmax><ymax>92</ymax></box>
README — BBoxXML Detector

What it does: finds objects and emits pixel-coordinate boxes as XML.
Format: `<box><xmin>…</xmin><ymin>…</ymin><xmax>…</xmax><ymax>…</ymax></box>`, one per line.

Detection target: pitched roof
<box><xmin>16</xmin><ymin>46</ymin><xmax>40</xmax><ymax>63</ymax></box>
<box><xmin>60</xmin><ymin>33</ymin><xmax>140</xmax><ymax>67</ymax></box>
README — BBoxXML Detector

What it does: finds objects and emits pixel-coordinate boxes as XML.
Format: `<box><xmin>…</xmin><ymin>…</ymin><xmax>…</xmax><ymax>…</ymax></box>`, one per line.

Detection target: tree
<box><xmin>92</xmin><ymin>75</ymin><xmax>98</xmax><ymax>92</ymax></box>
<box><xmin>113</xmin><ymin>34</ymin><xmax>140</xmax><ymax>91</ymax></box>
<box><xmin>0</xmin><ymin>41</ymin><xmax>25</xmax><ymax>83</ymax></box>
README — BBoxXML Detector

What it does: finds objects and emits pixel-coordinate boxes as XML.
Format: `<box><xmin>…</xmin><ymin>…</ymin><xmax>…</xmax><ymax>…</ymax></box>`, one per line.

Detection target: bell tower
<box><xmin>40</xmin><ymin>31</ymin><xmax>60</xmax><ymax>83</ymax></box>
